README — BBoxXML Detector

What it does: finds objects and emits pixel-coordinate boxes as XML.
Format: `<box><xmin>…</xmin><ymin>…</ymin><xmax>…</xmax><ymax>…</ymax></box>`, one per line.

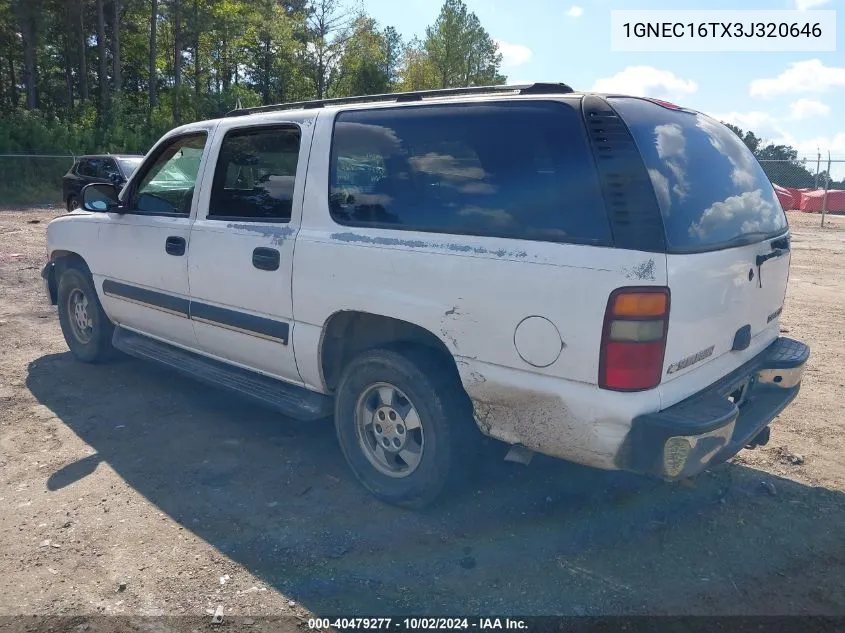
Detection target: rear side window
<box><xmin>609</xmin><ymin>97</ymin><xmax>788</xmax><ymax>252</ymax></box>
<box><xmin>77</xmin><ymin>159</ymin><xmax>98</xmax><ymax>177</ymax></box>
<box><xmin>209</xmin><ymin>126</ymin><xmax>301</xmax><ymax>222</ymax></box>
<box><xmin>329</xmin><ymin>101</ymin><xmax>611</xmax><ymax>244</ymax></box>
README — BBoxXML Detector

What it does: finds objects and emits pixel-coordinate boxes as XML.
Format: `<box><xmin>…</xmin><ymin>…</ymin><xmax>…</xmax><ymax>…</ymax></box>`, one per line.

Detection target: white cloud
<box><xmin>494</xmin><ymin>40</ymin><xmax>532</xmax><ymax>68</ymax></box>
<box><xmin>779</xmin><ymin>133</ymin><xmax>845</xmax><ymax>170</ymax></box>
<box><xmin>690</xmin><ymin>190</ymin><xmax>780</xmax><ymax>240</ymax></box>
<box><xmin>708</xmin><ymin>110</ymin><xmax>780</xmax><ymax>131</ymax></box>
<box><xmin>703</xmin><ymin>106</ymin><xmax>845</xmax><ymax>179</ymax></box>
<box><xmin>566</xmin><ymin>6</ymin><xmax>584</xmax><ymax>17</ymax></box>
<box><xmin>654</xmin><ymin>123</ymin><xmax>689</xmax><ymax>198</ymax></box>
<box><xmin>790</xmin><ymin>135</ymin><xmax>845</xmax><ymax>179</ymax></box>
<box><xmin>795</xmin><ymin>0</ymin><xmax>830</xmax><ymax>9</ymax></box>
<box><xmin>750</xmin><ymin>60</ymin><xmax>845</xmax><ymax>98</ymax></box>
<box><xmin>591</xmin><ymin>66</ymin><xmax>698</xmax><ymax>100</ymax></box>
<box><xmin>789</xmin><ymin>98</ymin><xmax>831</xmax><ymax>119</ymax></box>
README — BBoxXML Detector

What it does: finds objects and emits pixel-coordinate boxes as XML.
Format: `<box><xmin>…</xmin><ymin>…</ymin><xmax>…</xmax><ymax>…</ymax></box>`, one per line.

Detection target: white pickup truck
<box><xmin>42</xmin><ymin>83</ymin><xmax>809</xmax><ymax>508</ymax></box>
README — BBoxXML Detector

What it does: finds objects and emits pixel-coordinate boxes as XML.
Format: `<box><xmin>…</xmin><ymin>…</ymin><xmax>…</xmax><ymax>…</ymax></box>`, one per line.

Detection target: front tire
<box><xmin>56</xmin><ymin>265</ymin><xmax>115</xmax><ymax>363</ymax></box>
<box><xmin>334</xmin><ymin>346</ymin><xmax>477</xmax><ymax>508</ymax></box>
<box><xmin>66</xmin><ymin>195</ymin><xmax>79</xmax><ymax>212</ymax></box>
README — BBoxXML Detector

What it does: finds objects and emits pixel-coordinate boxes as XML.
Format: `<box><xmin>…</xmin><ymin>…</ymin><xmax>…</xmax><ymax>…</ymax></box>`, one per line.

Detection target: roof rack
<box><xmin>224</xmin><ymin>82</ymin><xmax>574</xmax><ymax>117</ymax></box>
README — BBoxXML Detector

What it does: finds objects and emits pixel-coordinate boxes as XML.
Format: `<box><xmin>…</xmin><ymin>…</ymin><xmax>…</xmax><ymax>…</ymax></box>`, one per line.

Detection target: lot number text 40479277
<box><xmin>307</xmin><ymin>618</ymin><xmax>529</xmax><ymax>631</ymax></box>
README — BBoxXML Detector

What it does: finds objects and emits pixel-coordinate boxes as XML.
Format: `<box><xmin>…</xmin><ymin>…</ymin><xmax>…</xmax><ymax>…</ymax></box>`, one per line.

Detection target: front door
<box><xmin>187</xmin><ymin>122</ymin><xmax>308</xmax><ymax>383</ymax></box>
<box><xmin>95</xmin><ymin>131</ymin><xmax>212</xmax><ymax>348</ymax></box>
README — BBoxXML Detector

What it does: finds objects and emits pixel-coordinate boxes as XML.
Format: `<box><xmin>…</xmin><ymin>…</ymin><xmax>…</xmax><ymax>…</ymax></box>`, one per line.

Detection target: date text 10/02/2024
<box><xmin>308</xmin><ymin>618</ymin><xmax>529</xmax><ymax>630</ymax></box>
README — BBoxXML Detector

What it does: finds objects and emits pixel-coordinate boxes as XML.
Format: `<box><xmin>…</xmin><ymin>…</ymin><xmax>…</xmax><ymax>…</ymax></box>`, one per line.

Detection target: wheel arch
<box><xmin>319</xmin><ymin>310</ymin><xmax>462</xmax><ymax>394</ymax></box>
<box><xmin>45</xmin><ymin>251</ymin><xmax>91</xmax><ymax>305</ymax></box>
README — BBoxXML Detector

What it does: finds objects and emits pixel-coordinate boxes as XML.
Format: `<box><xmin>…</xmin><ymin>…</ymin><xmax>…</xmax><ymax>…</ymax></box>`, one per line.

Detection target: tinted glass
<box><xmin>119</xmin><ymin>158</ymin><xmax>143</xmax><ymax>176</ymax></box>
<box><xmin>209</xmin><ymin>126</ymin><xmax>300</xmax><ymax>221</ymax></box>
<box><xmin>98</xmin><ymin>159</ymin><xmax>122</xmax><ymax>180</ymax></box>
<box><xmin>329</xmin><ymin>102</ymin><xmax>611</xmax><ymax>244</ymax></box>
<box><xmin>609</xmin><ymin>97</ymin><xmax>788</xmax><ymax>252</ymax></box>
<box><xmin>77</xmin><ymin>159</ymin><xmax>99</xmax><ymax>177</ymax></box>
<box><xmin>133</xmin><ymin>134</ymin><xmax>207</xmax><ymax>215</ymax></box>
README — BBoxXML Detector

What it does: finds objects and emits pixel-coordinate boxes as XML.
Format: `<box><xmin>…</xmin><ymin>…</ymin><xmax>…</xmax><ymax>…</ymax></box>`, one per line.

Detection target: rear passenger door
<box><xmin>187</xmin><ymin>122</ymin><xmax>308</xmax><ymax>384</ymax></box>
<box><xmin>64</xmin><ymin>158</ymin><xmax>95</xmax><ymax>203</ymax></box>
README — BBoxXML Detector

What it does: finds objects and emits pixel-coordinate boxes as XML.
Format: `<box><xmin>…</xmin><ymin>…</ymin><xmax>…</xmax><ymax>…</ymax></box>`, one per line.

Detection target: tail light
<box><xmin>599</xmin><ymin>287</ymin><xmax>670</xmax><ymax>391</ymax></box>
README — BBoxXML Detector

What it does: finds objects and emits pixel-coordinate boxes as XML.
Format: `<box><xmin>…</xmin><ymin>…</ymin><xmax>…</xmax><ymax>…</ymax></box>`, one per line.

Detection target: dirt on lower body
<box><xmin>1</xmin><ymin>208</ymin><xmax>844</xmax><ymax>625</ymax></box>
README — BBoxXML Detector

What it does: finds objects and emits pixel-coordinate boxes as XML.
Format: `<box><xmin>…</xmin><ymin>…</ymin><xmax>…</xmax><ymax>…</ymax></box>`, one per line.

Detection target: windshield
<box><xmin>119</xmin><ymin>158</ymin><xmax>143</xmax><ymax>177</ymax></box>
<box><xmin>609</xmin><ymin>97</ymin><xmax>788</xmax><ymax>253</ymax></box>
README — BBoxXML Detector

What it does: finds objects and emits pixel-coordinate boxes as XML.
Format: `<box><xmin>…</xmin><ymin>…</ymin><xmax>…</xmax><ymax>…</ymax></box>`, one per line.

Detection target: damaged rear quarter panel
<box><xmin>296</xmin><ymin>223</ymin><xmax>667</xmax><ymax>385</ymax></box>
<box><xmin>461</xmin><ymin>362</ymin><xmax>661</xmax><ymax>469</ymax></box>
<box><xmin>291</xmin><ymin>109</ymin><xmax>668</xmax><ymax>460</ymax></box>
<box><xmin>293</xmin><ymin>226</ymin><xmax>667</xmax><ymax>462</ymax></box>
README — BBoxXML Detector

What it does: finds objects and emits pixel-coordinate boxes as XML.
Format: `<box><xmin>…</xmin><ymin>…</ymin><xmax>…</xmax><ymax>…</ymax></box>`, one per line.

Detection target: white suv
<box><xmin>41</xmin><ymin>83</ymin><xmax>809</xmax><ymax>508</ymax></box>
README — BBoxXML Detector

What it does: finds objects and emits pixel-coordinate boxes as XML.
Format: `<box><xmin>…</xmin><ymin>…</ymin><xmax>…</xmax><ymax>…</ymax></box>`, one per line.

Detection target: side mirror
<box><xmin>81</xmin><ymin>183</ymin><xmax>123</xmax><ymax>213</ymax></box>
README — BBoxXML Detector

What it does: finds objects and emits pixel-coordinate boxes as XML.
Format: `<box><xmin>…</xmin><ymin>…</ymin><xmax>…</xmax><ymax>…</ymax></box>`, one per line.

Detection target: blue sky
<box><xmin>361</xmin><ymin>0</ymin><xmax>844</xmax><ymax>167</ymax></box>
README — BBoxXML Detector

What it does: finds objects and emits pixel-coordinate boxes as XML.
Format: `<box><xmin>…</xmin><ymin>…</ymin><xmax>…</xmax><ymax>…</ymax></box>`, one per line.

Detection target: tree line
<box><xmin>0</xmin><ymin>0</ymin><xmax>504</xmax><ymax>155</ymax></box>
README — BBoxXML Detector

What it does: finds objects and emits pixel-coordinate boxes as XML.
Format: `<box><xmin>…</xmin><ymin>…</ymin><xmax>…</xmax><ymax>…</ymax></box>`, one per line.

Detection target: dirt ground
<box><xmin>1</xmin><ymin>207</ymin><xmax>844</xmax><ymax>626</ymax></box>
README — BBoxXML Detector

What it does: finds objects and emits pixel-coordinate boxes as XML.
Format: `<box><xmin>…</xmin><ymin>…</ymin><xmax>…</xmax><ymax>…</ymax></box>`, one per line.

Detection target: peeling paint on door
<box><xmin>329</xmin><ymin>232</ymin><xmax>529</xmax><ymax>259</ymax></box>
<box><xmin>226</xmin><ymin>223</ymin><xmax>295</xmax><ymax>246</ymax></box>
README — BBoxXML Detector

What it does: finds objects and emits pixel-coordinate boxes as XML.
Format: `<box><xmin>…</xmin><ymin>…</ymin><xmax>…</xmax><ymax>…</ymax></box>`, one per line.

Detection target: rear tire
<box><xmin>56</xmin><ymin>265</ymin><xmax>115</xmax><ymax>363</ymax></box>
<box><xmin>334</xmin><ymin>346</ymin><xmax>478</xmax><ymax>508</ymax></box>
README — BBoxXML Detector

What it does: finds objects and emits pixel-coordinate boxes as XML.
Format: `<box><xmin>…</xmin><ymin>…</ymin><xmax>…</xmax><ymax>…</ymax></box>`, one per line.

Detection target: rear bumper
<box><xmin>619</xmin><ymin>337</ymin><xmax>809</xmax><ymax>480</ymax></box>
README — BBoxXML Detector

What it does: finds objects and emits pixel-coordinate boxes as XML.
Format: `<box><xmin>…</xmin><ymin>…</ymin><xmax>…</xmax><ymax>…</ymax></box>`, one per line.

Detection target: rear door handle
<box><xmin>252</xmin><ymin>247</ymin><xmax>280</xmax><ymax>271</ymax></box>
<box><xmin>165</xmin><ymin>236</ymin><xmax>186</xmax><ymax>256</ymax></box>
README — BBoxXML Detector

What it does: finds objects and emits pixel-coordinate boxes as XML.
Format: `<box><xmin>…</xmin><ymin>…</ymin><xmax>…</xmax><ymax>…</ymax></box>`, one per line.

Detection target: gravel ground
<box><xmin>1</xmin><ymin>208</ymin><xmax>844</xmax><ymax>628</ymax></box>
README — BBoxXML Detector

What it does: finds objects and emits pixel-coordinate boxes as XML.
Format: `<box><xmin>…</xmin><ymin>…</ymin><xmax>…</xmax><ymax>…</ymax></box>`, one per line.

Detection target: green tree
<box><xmin>334</xmin><ymin>16</ymin><xmax>401</xmax><ymax>96</ymax></box>
<box><xmin>303</xmin><ymin>0</ymin><xmax>353</xmax><ymax>99</ymax></box>
<box><xmin>0</xmin><ymin>0</ymin><xmax>508</xmax><ymax>162</ymax></box>
<box><xmin>241</xmin><ymin>0</ymin><xmax>309</xmax><ymax>106</ymax></box>
<box><xmin>398</xmin><ymin>38</ymin><xmax>437</xmax><ymax>91</ymax></box>
<box><xmin>423</xmin><ymin>0</ymin><xmax>504</xmax><ymax>89</ymax></box>
<box><xmin>12</xmin><ymin>0</ymin><xmax>40</xmax><ymax>109</ymax></box>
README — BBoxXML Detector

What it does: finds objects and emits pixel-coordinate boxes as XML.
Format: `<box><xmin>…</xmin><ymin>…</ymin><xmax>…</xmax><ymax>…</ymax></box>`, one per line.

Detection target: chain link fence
<box><xmin>0</xmin><ymin>154</ymin><xmax>76</xmax><ymax>208</ymax></box>
<box><xmin>2</xmin><ymin>152</ymin><xmax>844</xmax><ymax>216</ymax></box>
<box><xmin>759</xmin><ymin>155</ymin><xmax>845</xmax><ymax>220</ymax></box>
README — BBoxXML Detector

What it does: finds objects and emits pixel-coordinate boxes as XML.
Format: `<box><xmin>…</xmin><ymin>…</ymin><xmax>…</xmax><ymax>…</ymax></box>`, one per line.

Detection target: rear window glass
<box><xmin>329</xmin><ymin>101</ymin><xmax>611</xmax><ymax>244</ymax></box>
<box><xmin>609</xmin><ymin>97</ymin><xmax>788</xmax><ymax>252</ymax></box>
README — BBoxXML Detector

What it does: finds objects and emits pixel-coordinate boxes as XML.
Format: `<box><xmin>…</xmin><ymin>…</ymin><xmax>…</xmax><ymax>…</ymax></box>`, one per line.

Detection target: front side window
<box><xmin>328</xmin><ymin>102</ymin><xmax>611</xmax><ymax>244</ymax></box>
<box><xmin>98</xmin><ymin>159</ymin><xmax>121</xmax><ymax>180</ymax></box>
<box><xmin>208</xmin><ymin>126</ymin><xmax>301</xmax><ymax>222</ymax></box>
<box><xmin>132</xmin><ymin>134</ymin><xmax>207</xmax><ymax>216</ymax></box>
<box><xmin>119</xmin><ymin>158</ymin><xmax>143</xmax><ymax>177</ymax></box>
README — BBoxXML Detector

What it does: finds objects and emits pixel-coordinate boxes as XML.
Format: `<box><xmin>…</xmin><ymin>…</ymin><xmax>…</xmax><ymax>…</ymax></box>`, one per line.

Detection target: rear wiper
<box><xmin>755</xmin><ymin>247</ymin><xmax>789</xmax><ymax>288</ymax></box>
<box><xmin>720</xmin><ymin>232</ymin><xmax>772</xmax><ymax>248</ymax></box>
<box><xmin>755</xmin><ymin>248</ymin><xmax>788</xmax><ymax>267</ymax></box>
